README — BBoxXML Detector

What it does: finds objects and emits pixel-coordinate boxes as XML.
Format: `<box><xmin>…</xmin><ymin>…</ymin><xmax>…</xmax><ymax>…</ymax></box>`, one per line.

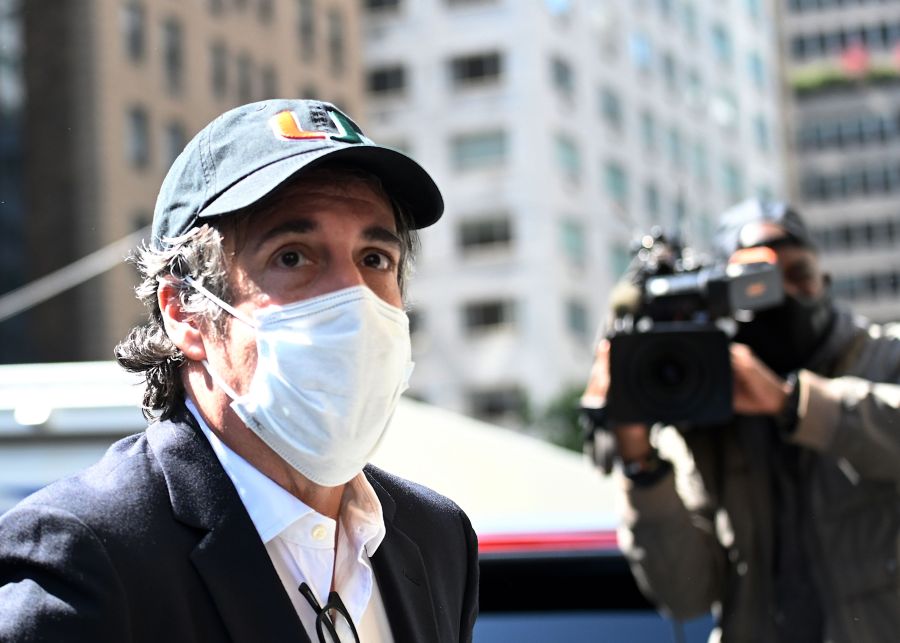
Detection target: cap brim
<box><xmin>199</xmin><ymin>145</ymin><xmax>444</xmax><ymax>229</ymax></box>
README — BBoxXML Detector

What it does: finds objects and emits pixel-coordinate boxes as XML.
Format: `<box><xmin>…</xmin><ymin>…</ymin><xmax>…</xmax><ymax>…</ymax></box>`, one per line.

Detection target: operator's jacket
<box><xmin>618</xmin><ymin>308</ymin><xmax>900</xmax><ymax>643</ymax></box>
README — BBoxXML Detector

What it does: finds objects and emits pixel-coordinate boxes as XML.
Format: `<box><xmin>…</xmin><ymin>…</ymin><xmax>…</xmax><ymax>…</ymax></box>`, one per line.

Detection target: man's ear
<box><xmin>158</xmin><ymin>280</ymin><xmax>207</xmax><ymax>362</ymax></box>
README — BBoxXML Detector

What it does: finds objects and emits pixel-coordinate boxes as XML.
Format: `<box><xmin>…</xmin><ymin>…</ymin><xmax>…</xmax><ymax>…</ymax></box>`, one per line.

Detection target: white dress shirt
<box><xmin>187</xmin><ymin>400</ymin><xmax>395</xmax><ymax>642</ymax></box>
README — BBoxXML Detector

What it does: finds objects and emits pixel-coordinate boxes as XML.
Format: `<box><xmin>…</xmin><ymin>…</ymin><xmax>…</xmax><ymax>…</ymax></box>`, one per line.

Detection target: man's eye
<box><xmin>362</xmin><ymin>251</ymin><xmax>395</xmax><ymax>271</ymax></box>
<box><xmin>277</xmin><ymin>250</ymin><xmax>305</xmax><ymax>268</ymax></box>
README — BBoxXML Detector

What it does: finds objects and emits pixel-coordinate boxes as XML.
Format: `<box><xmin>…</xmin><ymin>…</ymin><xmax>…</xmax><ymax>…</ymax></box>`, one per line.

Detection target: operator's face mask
<box><xmin>733</xmin><ymin>290</ymin><xmax>834</xmax><ymax>376</ymax></box>
<box><xmin>186</xmin><ymin>278</ymin><xmax>414</xmax><ymax>487</ymax></box>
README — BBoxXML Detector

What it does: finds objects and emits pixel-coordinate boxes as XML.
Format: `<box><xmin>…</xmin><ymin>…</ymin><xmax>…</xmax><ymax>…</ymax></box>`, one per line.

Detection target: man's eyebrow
<box><xmin>364</xmin><ymin>225</ymin><xmax>402</xmax><ymax>247</ymax></box>
<box><xmin>252</xmin><ymin>219</ymin><xmax>317</xmax><ymax>251</ymax></box>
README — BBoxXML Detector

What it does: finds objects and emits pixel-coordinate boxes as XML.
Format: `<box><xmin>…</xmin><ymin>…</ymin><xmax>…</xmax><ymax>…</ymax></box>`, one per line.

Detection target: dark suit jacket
<box><xmin>0</xmin><ymin>408</ymin><xmax>479</xmax><ymax>642</ymax></box>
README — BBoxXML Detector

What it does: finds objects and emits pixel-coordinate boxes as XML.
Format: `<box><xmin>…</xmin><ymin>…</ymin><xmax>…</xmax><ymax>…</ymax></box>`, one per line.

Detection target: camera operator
<box><xmin>581</xmin><ymin>199</ymin><xmax>900</xmax><ymax>642</ymax></box>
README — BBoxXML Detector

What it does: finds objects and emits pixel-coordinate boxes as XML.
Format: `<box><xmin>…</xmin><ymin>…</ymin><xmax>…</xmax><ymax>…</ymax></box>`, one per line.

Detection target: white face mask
<box><xmin>186</xmin><ymin>278</ymin><xmax>414</xmax><ymax>487</ymax></box>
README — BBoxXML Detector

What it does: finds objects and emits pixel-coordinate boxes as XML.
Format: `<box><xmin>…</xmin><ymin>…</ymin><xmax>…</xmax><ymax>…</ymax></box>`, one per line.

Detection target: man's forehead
<box><xmin>738</xmin><ymin>221</ymin><xmax>790</xmax><ymax>249</ymax></box>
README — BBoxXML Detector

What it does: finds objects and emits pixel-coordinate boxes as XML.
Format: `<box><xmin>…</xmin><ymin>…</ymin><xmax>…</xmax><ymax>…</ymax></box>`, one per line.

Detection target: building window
<box><xmin>258</xmin><ymin>0</ymin><xmax>274</xmax><ymax>22</ymax></box>
<box><xmin>127</xmin><ymin>106</ymin><xmax>150</xmax><ymax>168</ymax></box>
<box><xmin>210</xmin><ymin>42</ymin><xmax>228</xmax><ymax>98</ymax></box>
<box><xmin>328</xmin><ymin>9</ymin><xmax>344</xmax><ymax>75</ymax></box>
<box><xmin>711</xmin><ymin>89</ymin><xmax>739</xmax><ymax>130</ymax></box>
<box><xmin>685</xmin><ymin>67</ymin><xmax>703</xmax><ymax>107</ymax></box>
<box><xmin>162</xmin><ymin>18</ymin><xmax>184</xmax><ymax>94</ymax></box>
<box><xmin>797</xmin><ymin>113</ymin><xmax>899</xmax><ymax>151</ymax></box>
<box><xmin>406</xmin><ymin>309</ymin><xmax>422</xmax><ymax>336</ymax></box>
<box><xmin>464</xmin><ymin>300</ymin><xmax>516</xmax><ymax>333</ymax></box>
<box><xmin>745</xmin><ymin>0</ymin><xmax>762</xmax><ymax>22</ymax></box>
<box><xmin>722</xmin><ymin>159</ymin><xmax>744</xmax><ymax>203</ymax></box>
<box><xmin>468</xmin><ymin>386</ymin><xmax>526</xmax><ymax>423</ymax></box>
<box><xmin>628</xmin><ymin>31</ymin><xmax>654</xmax><ymax>74</ymax></box>
<box><xmin>381</xmin><ymin>139</ymin><xmax>412</xmax><ymax>156</ymax></box>
<box><xmin>550</xmin><ymin>55</ymin><xmax>575</xmax><ymax>100</ymax></box>
<box><xmin>753</xmin><ymin>114</ymin><xmax>770</xmax><ymax>153</ymax></box>
<box><xmin>297</xmin><ymin>0</ymin><xmax>315</xmax><ymax>59</ymax></box>
<box><xmin>367</xmin><ymin>64</ymin><xmax>406</xmax><ymax>96</ymax></box>
<box><xmin>747</xmin><ymin>51</ymin><xmax>765</xmax><ymax>91</ymax></box>
<box><xmin>599</xmin><ymin>86</ymin><xmax>623</xmax><ymax>131</ymax></box>
<box><xmin>661</xmin><ymin>50</ymin><xmax>677</xmax><ymax>92</ymax></box>
<box><xmin>610</xmin><ymin>243</ymin><xmax>632</xmax><ymax>279</ymax></box>
<box><xmin>711</xmin><ymin>23</ymin><xmax>733</xmax><ymax>66</ymax></box>
<box><xmin>682</xmin><ymin>2</ymin><xmax>697</xmax><ymax>39</ymax></box>
<box><xmin>459</xmin><ymin>217</ymin><xmax>513</xmax><ymax>253</ymax></box>
<box><xmin>644</xmin><ymin>181</ymin><xmax>661</xmax><ymax>216</ymax></box>
<box><xmin>237</xmin><ymin>54</ymin><xmax>254</xmax><ymax>103</ymax></box>
<box><xmin>299</xmin><ymin>83</ymin><xmax>318</xmax><ymax>100</ymax></box>
<box><xmin>692</xmin><ymin>140</ymin><xmax>708</xmax><ymax>183</ymax></box>
<box><xmin>801</xmin><ymin>163</ymin><xmax>900</xmax><ymax>202</ymax></box>
<box><xmin>673</xmin><ymin>194</ymin><xmax>687</xmax><ymax>227</ymax></box>
<box><xmin>164</xmin><ymin>121</ymin><xmax>186</xmax><ymax>169</ymax></box>
<box><xmin>566</xmin><ymin>299</ymin><xmax>589</xmax><ymax>339</ymax></box>
<box><xmin>555</xmin><ymin>133</ymin><xmax>581</xmax><ymax>182</ymax></box>
<box><xmin>261</xmin><ymin>65</ymin><xmax>278</xmax><ymax>98</ymax></box>
<box><xmin>132</xmin><ymin>209</ymin><xmax>152</xmax><ymax>234</ymax></box>
<box><xmin>365</xmin><ymin>0</ymin><xmax>402</xmax><ymax>10</ymax></box>
<box><xmin>666</xmin><ymin>125</ymin><xmax>683</xmax><ymax>169</ymax></box>
<box><xmin>604</xmin><ymin>161</ymin><xmax>628</xmax><ymax>207</ymax></box>
<box><xmin>640</xmin><ymin>109</ymin><xmax>656</xmax><ymax>152</ymax></box>
<box><xmin>560</xmin><ymin>219</ymin><xmax>586</xmax><ymax>267</ymax></box>
<box><xmin>450</xmin><ymin>51</ymin><xmax>502</xmax><ymax>88</ymax></box>
<box><xmin>121</xmin><ymin>3</ymin><xmax>145</xmax><ymax>62</ymax></box>
<box><xmin>451</xmin><ymin>130</ymin><xmax>507</xmax><ymax>171</ymax></box>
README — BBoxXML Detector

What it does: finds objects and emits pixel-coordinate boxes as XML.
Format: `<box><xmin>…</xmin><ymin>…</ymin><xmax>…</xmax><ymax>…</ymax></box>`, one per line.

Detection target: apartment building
<box><xmin>4</xmin><ymin>0</ymin><xmax>362</xmax><ymax>363</ymax></box>
<box><xmin>362</xmin><ymin>0</ymin><xmax>787</xmax><ymax>425</ymax></box>
<box><xmin>782</xmin><ymin>0</ymin><xmax>900</xmax><ymax>322</ymax></box>
<box><xmin>0</xmin><ymin>0</ymin><xmax>25</xmax><ymax>362</ymax></box>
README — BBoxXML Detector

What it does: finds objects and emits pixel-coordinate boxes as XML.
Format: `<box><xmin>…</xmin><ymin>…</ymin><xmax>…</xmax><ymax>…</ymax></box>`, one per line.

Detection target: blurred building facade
<box><xmin>362</xmin><ymin>0</ymin><xmax>787</xmax><ymax>425</ymax></box>
<box><xmin>0</xmin><ymin>0</ymin><xmax>25</xmax><ymax>362</ymax></box>
<box><xmin>2</xmin><ymin>0</ymin><xmax>363</xmax><ymax>363</ymax></box>
<box><xmin>781</xmin><ymin>0</ymin><xmax>900</xmax><ymax>323</ymax></box>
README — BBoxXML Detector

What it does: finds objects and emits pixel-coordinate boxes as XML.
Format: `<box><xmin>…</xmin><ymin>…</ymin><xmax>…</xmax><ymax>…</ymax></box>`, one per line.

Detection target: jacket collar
<box><xmin>145</xmin><ymin>408</ymin><xmax>311</xmax><ymax>643</ymax></box>
<box><xmin>145</xmin><ymin>409</ymin><xmax>439</xmax><ymax>642</ymax></box>
<box><xmin>806</xmin><ymin>306</ymin><xmax>867</xmax><ymax>376</ymax></box>
<box><xmin>365</xmin><ymin>466</ymin><xmax>441</xmax><ymax>643</ymax></box>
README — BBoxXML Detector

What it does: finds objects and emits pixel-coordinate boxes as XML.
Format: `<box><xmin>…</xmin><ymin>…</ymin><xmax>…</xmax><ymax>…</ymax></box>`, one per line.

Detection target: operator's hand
<box><xmin>581</xmin><ymin>339</ymin><xmax>611</xmax><ymax>409</ymax></box>
<box><xmin>730</xmin><ymin>343</ymin><xmax>792</xmax><ymax>416</ymax></box>
<box><xmin>581</xmin><ymin>340</ymin><xmax>653</xmax><ymax>462</ymax></box>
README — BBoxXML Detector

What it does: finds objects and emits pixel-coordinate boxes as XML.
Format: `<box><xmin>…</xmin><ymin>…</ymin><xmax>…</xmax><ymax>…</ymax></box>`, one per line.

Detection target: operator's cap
<box><xmin>713</xmin><ymin>198</ymin><xmax>816</xmax><ymax>260</ymax></box>
<box><xmin>151</xmin><ymin>99</ymin><xmax>444</xmax><ymax>249</ymax></box>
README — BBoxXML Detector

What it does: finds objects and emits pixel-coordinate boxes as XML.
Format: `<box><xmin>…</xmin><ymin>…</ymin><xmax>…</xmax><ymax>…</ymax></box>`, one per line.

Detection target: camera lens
<box><xmin>636</xmin><ymin>340</ymin><xmax>704</xmax><ymax>410</ymax></box>
<box><xmin>608</xmin><ymin>325</ymin><xmax>732</xmax><ymax>425</ymax></box>
<box><xmin>650</xmin><ymin>355</ymin><xmax>688</xmax><ymax>390</ymax></box>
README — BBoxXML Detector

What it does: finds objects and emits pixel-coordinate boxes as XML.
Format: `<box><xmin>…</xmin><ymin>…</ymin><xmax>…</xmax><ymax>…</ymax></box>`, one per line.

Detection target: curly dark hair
<box><xmin>115</xmin><ymin>166</ymin><xmax>419</xmax><ymax>420</ymax></box>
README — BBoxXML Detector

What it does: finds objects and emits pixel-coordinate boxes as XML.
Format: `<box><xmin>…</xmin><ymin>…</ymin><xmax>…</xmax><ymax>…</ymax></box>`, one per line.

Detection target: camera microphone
<box><xmin>609</xmin><ymin>281</ymin><xmax>643</xmax><ymax>318</ymax></box>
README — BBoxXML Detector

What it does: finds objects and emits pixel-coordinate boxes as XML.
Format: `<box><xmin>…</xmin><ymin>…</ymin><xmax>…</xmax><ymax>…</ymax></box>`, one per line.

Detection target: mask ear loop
<box><xmin>181</xmin><ymin>275</ymin><xmax>255</xmax><ymax>402</ymax></box>
<box><xmin>183</xmin><ymin>275</ymin><xmax>258</xmax><ymax>328</ymax></box>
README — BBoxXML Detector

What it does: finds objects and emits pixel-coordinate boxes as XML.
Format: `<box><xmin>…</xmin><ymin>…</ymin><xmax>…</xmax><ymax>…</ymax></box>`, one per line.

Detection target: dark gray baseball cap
<box><xmin>713</xmin><ymin>198</ymin><xmax>817</xmax><ymax>260</ymax></box>
<box><xmin>151</xmin><ymin>99</ymin><xmax>444</xmax><ymax>249</ymax></box>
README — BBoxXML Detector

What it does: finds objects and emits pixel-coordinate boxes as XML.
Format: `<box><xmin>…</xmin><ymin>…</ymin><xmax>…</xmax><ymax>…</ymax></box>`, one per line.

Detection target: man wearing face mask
<box><xmin>582</xmin><ymin>199</ymin><xmax>900</xmax><ymax>642</ymax></box>
<box><xmin>0</xmin><ymin>100</ymin><xmax>478</xmax><ymax>642</ymax></box>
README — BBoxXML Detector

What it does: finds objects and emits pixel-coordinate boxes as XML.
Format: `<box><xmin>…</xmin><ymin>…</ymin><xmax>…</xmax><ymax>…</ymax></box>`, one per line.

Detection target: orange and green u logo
<box><xmin>269</xmin><ymin>107</ymin><xmax>366</xmax><ymax>144</ymax></box>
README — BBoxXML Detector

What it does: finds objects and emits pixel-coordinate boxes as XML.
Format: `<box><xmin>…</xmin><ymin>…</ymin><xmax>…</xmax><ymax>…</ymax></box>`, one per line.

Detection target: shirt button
<box><xmin>311</xmin><ymin>524</ymin><xmax>328</xmax><ymax>541</ymax></box>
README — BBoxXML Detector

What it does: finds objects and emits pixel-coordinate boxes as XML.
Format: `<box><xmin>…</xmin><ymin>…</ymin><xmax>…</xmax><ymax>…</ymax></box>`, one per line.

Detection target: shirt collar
<box><xmin>185</xmin><ymin>398</ymin><xmax>386</xmax><ymax>554</ymax></box>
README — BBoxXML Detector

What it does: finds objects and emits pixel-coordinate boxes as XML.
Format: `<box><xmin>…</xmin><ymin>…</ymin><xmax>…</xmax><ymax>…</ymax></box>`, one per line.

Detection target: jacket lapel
<box><xmin>147</xmin><ymin>412</ymin><xmax>310</xmax><ymax>643</ymax></box>
<box><xmin>367</xmin><ymin>470</ymin><xmax>440</xmax><ymax>643</ymax></box>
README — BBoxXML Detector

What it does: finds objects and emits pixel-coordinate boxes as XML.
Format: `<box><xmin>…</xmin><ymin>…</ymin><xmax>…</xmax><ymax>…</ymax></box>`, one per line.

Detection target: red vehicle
<box><xmin>476</xmin><ymin>528</ymin><xmax>712</xmax><ymax>642</ymax></box>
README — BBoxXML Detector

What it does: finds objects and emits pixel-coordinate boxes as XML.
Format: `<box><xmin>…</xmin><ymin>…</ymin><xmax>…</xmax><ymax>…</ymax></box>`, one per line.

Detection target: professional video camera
<box><xmin>604</xmin><ymin>228</ymin><xmax>783</xmax><ymax>426</ymax></box>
